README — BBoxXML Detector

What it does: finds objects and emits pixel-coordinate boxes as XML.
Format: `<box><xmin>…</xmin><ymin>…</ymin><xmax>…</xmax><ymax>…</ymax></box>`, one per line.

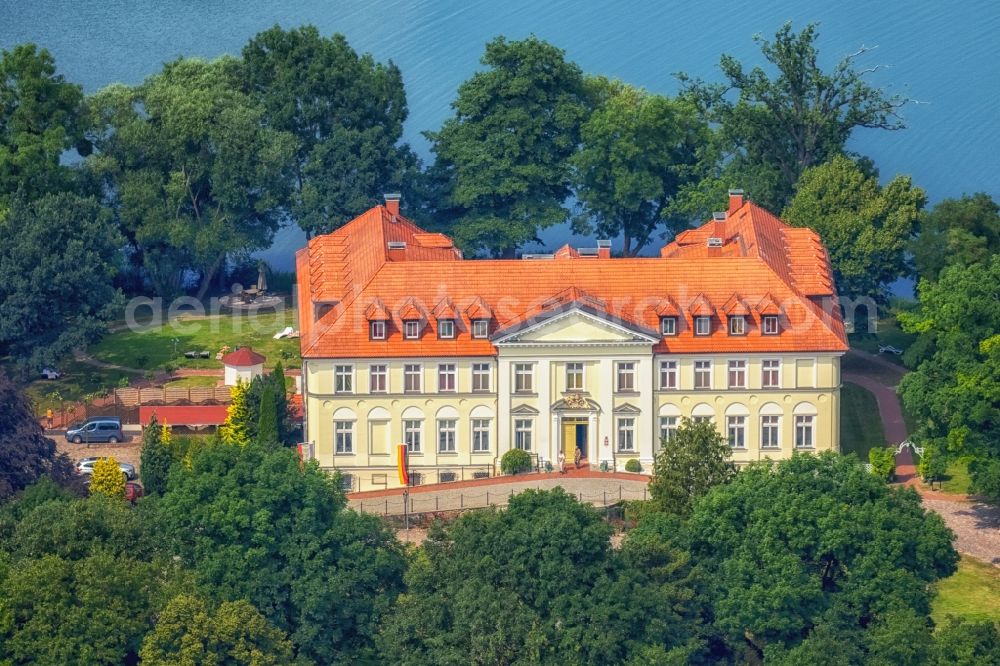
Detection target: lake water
<box><xmin>3</xmin><ymin>0</ymin><xmax>998</xmax><ymax>281</ymax></box>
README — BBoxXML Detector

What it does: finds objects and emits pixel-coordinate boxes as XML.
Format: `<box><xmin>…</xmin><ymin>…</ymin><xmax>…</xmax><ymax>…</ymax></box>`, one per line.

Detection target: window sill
<box><xmin>436</xmin><ymin>451</ymin><xmax>459</xmax><ymax>456</ymax></box>
<box><xmin>514</xmin><ymin>392</ymin><xmax>538</xmax><ymax>397</ymax></box>
<box><xmin>615</xmin><ymin>390</ymin><xmax>640</xmax><ymax>396</ymax></box>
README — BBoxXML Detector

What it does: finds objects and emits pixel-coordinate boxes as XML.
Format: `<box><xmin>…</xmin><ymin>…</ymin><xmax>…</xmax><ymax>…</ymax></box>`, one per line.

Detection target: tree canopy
<box><xmin>426</xmin><ymin>36</ymin><xmax>590</xmax><ymax>257</ymax></box>
<box><xmin>648</xmin><ymin>417</ymin><xmax>735</xmax><ymax>516</ymax></box>
<box><xmin>910</xmin><ymin>192</ymin><xmax>1000</xmax><ymax>282</ymax></box>
<box><xmin>782</xmin><ymin>154</ymin><xmax>924</xmax><ymax>298</ymax></box>
<box><xmin>679</xmin><ymin>22</ymin><xmax>909</xmax><ymax>213</ymax></box>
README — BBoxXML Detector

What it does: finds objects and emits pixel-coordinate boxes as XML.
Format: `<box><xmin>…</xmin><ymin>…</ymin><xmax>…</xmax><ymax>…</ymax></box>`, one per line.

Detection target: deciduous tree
<box><xmin>241</xmin><ymin>25</ymin><xmax>413</xmax><ymax>238</ymax></box>
<box><xmin>89</xmin><ymin>457</ymin><xmax>124</xmax><ymax>498</ymax></box>
<box><xmin>426</xmin><ymin>36</ymin><xmax>590</xmax><ymax>257</ymax></box>
<box><xmin>782</xmin><ymin>155</ymin><xmax>924</xmax><ymax>299</ymax></box>
<box><xmin>678</xmin><ymin>23</ymin><xmax>910</xmax><ymax>212</ymax></box>
<box><xmin>910</xmin><ymin>192</ymin><xmax>1000</xmax><ymax>282</ymax></box>
<box><xmin>648</xmin><ymin>417</ymin><xmax>735</xmax><ymax>516</ymax></box>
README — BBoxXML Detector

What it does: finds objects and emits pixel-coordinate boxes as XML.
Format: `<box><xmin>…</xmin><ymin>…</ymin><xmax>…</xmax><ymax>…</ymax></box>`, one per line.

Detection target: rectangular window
<box><xmin>437</xmin><ymin>419</ymin><xmax>457</xmax><ymax>453</ymax></box>
<box><xmin>692</xmin><ymin>415</ymin><xmax>713</xmax><ymax>424</ymax></box>
<box><xmin>514</xmin><ymin>419</ymin><xmax>533</xmax><ymax>451</ymax></box>
<box><xmin>472</xmin><ymin>363</ymin><xmax>491</xmax><ymax>392</ymax></box>
<box><xmin>369</xmin><ymin>364</ymin><xmax>387</xmax><ymax>393</ymax></box>
<box><xmin>729</xmin><ymin>315</ymin><xmax>746</xmax><ymax>335</ymax></box>
<box><xmin>369</xmin><ymin>320</ymin><xmax>386</xmax><ymax>340</ymax></box>
<box><xmin>659</xmin><ymin>360</ymin><xmax>678</xmax><ymax>390</ymax></box>
<box><xmin>761</xmin><ymin>415</ymin><xmax>780</xmax><ymax>449</ymax></box>
<box><xmin>438</xmin><ymin>319</ymin><xmax>455</xmax><ymax>339</ymax></box>
<box><xmin>694</xmin><ymin>360</ymin><xmax>712</xmax><ymax>389</ymax></box>
<box><xmin>659</xmin><ymin>415</ymin><xmax>677</xmax><ymax>443</ymax></box>
<box><xmin>566</xmin><ymin>362</ymin><xmax>584</xmax><ymax>391</ymax></box>
<box><xmin>404</xmin><ymin>320</ymin><xmax>420</xmax><ymax>339</ymax></box>
<box><xmin>763</xmin><ymin>315</ymin><xmax>779</xmax><ymax>335</ymax></box>
<box><xmin>514</xmin><ymin>363</ymin><xmax>534</xmax><ymax>393</ymax></box>
<box><xmin>404</xmin><ymin>364</ymin><xmax>422</xmax><ymax>393</ymax></box>
<box><xmin>471</xmin><ymin>419</ymin><xmax>490</xmax><ymax>452</ymax></box>
<box><xmin>727</xmin><ymin>360</ymin><xmax>747</xmax><ymax>389</ymax></box>
<box><xmin>472</xmin><ymin>319</ymin><xmax>489</xmax><ymax>338</ymax></box>
<box><xmin>616</xmin><ymin>417</ymin><xmax>636</xmax><ymax>452</ymax></box>
<box><xmin>694</xmin><ymin>316</ymin><xmax>711</xmax><ymax>336</ymax></box>
<box><xmin>727</xmin><ymin>415</ymin><xmax>746</xmax><ymax>448</ymax></box>
<box><xmin>334</xmin><ymin>365</ymin><xmax>353</xmax><ymax>394</ymax></box>
<box><xmin>762</xmin><ymin>359</ymin><xmax>780</xmax><ymax>388</ymax></box>
<box><xmin>616</xmin><ymin>362</ymin><xmax>636</xmax><ymax>392</ymax></box>
<box><xmin>334</xmin><ymin>421</ymin><xmax>353</xmax><ymax>454</ymax></box>
<box><xmin>660</xmin><ymin>316</ymin><xmax>677</xmax><ymax>336</ymax></box>
<box><xmin>404</xmin><ymin>419</ymin><xmax>422</xmax><ymax>453</ymax></box>
<box><xmin>795</xmin><ymin>415</ymin><xmax>814</xmax><ymax>448</ymax></box>
<box><xmin>437</xmin><ymin>364</ymin><xmax>457</xmax><ymax>392</ymax></box>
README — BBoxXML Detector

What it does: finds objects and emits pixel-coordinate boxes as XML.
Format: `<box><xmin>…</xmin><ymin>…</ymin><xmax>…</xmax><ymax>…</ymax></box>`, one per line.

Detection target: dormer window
<box><xmin>660</xmin><ymin>316</ymin><xmax>677</xmax><ymax>336</ymax></box>
<box><xmin>438</xmin><ymin>319</ymin><xmax>455</xmax><ymax>339</ymax></box>
<box><xmin>762</xmin><ymin>315</ymin><xmax>780</xmax><ymax>335</ymax></box>
<box><xmin>694</xmin><ymin>316</ymin><xmax>711</xmax><ymax>336</ymax></box>
<box><xmin>729</xmin><ymin>316</ymin><xmax>746</xmax><ymax>336</ymax></box>
<box><xmin>369</xmin><ymin>320</ymin><xmax>386</xmax><ymax>340</ymax></box>
<box><xmin>404</xmin><ymin>320</ymin><xmax>420</xmax><ymax>339</ymax></box>
<box><xmin>472</xmin><ymin>319</ymin><xmax>489</xmax><ymax>339</ymax></box>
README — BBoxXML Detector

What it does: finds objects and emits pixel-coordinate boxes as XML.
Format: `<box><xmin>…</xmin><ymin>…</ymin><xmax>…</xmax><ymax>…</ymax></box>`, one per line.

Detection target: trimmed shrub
<box><xmin>868</xmin><ymin>446</ymin><xmax>896</xmax><ymax>482</ymax></box>
<box><xmin>624</xmin><ymin>458</ymin><xmax>642</xmax><ymax>473</ymax></box>
<box><xmin>501</xmin><ymin>449</ymin><xmax>532</xmax><ymax>475</ymax></box>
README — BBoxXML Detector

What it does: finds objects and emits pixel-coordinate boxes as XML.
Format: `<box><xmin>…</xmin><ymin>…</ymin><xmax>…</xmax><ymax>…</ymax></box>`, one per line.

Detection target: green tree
<box><xmin>426</xmin><ymin>36</ymin><xmax>590</xmax><ymax>257</ymax></box>
<box><xmin>89</xmin><ymin>457</ymin><xmax>125</xmax><ymax>499</ymax></box>
<box><xmin>87</xmin><ymin>57</ymin><xmax>295</xmax><ymax>297</ymax></box>
<box><xmin>899</xmin><ymin>257</ymin><xmax>1000</xmax><ymax>499</ymax></box>
<box><xmin>570</xmin><ymin>80</ymin><xmax>709</xmax><ymax>255</ymax></box>
<box><xmin>648</xmin><ymin>417</ymin><xmax>735</xmax><ymax>516</ymax></box>
<box><xmin>678</xmin><ymin>23</ymin><xmax>909</xmax><ymax>212</ymax></box>
<box><xmin>140</xmin><ymin>414</ymin><xmax>173</xmax><ymax>495</ymax></box>
<box><xmin>910</xmin><ymin>192</ymin><xmax>1000</xmax><ymax>282</ymax></box>
<box><xmin>0</xmin><ymin>372</ymin><xmax>77</xmax><ymax>500</ymax></box>
<box><xmin>379</xmin><ymin>488</ymin><xmax>704</xmax><ymax>664</ymax></box>
<box><xmin>686</xmin><ymin>453</ymin><xmax>957</xmax><ymax>659</ymax></box>
<box><xmin>0</xmin><ymin>192</ymin><xmax>123</xmax><ymax>369</ymax></box>
<box><xmin>930</xmin><ymin>617</ymin><xmax>1000</xmax><ymax>665</ymax></box>
<box><xmin>241</xmin><ymin>25</ymin><xmax>412</xmax><ymax>238</ymax></box>
<box><xmin>219</xmin><ymin>379</ymin><xmax>253</xmax><ymax>446</ymax></box>
<box><xmin>0</xmin><ymin>43</ymin><xmax>85</xmax><ymax>208</ymax></box>
<box><xmin>154</xmin><ymin>441</ymin><xmax>406</xmax><ymax>663</ymax></box>
<box><xmin>256</xmin><ymin>384</ymin><xmax>279</xmax><ymax>447</ymax></box>
<box><xmin>782</xmin><ymin>155</ymin><xmax>925</xmax><ymax>298</ymax></box>
<box><xmin>868</xmin><ymin>446</ymin><xmax>896</xmax><ymax>482</ymax></box>
<box><xmin>140</xmin><ymin>594</ymin><xmax>294</xmax><ymax>666</ymax></box>
<box><xmin>917</xmin><ymin>443</ymin><xmax>948</xmax><ymax>487</ymax></box>
<box><xmin>269</xmin><ymin>361</ymin><xmax>290</xmax><ymax>444</ymax></box>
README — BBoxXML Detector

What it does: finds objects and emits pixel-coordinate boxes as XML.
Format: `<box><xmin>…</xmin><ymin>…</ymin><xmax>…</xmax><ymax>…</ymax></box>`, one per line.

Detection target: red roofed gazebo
<box><xmin>222</xmin><ymin>347</ymin><xmax>266</xmax><ymax>386</ymax></box>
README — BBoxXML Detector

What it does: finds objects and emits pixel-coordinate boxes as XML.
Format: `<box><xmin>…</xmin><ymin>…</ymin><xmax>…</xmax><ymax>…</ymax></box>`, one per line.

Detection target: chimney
<box><xmin>597</xmin><ymin>239</ymin><xmax>612</xmax><ymax>259</ymax></box>
<box><xmin>384</xmin><ymin>192</ymin><xmax>401</xmax><ymax>217</ymax></box>
<box><xmin>727</xmin><ymin>189</ymin><xmax>745</xmax><ymax>215</ymax></box>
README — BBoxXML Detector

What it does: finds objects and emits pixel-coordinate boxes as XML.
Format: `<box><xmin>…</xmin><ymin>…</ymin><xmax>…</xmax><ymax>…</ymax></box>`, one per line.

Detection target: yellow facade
<box><xmin>303</xmin><ymin>309</ymin><xmax>842</xmax><ymax>492</ymax></box>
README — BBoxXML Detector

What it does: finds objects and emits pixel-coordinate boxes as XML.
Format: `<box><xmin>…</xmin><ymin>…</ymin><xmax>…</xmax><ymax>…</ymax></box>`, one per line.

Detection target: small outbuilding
<box><xmin>222</xmin><ymin>347</ymin><xmax>266</xmax><ymax>386</ymax></box>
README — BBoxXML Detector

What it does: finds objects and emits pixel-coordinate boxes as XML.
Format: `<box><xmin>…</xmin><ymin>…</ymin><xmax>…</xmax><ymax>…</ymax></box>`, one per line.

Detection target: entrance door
<box><xmin>562</xmin><ymin>419</ymin><xmax>588</xmax><ymax>461</ymax></box>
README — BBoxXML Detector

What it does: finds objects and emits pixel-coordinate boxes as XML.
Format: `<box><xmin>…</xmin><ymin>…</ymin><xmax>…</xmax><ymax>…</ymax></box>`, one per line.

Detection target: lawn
<box><xmin>21</xmin><ymin>360</ymin><xmax>132</xmax><ymax>413</ymax></box>
<box><xmin>932</xmin><ymin>556</ymin><xmax>1000</xmax><ymax>626</ymax></box>
<box><xmin>89</xmin><ymin>309</ymin><xmax>301</xmax><ymax>372</ymax></box>
<box><xmin>847</xmin><ymin>306</ymin><xmax>918</xmax><ymax>366</ymax></box>
<box><xmin>923</xmin><ymin>459</ymin><xmax>974</xmax><ymax>495</ymax></box>
<box><xmin>839</xmin><ymin>381</ymin><xmax>886</xmax><ymax>460</ymax></box>
<box><xmin>162</xmin><ymin>376</ymin><xmax>221</xmax><ymax>389</ymax></box>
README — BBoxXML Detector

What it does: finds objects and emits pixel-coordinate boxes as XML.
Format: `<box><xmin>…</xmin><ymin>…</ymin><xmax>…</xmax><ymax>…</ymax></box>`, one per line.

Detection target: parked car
<box><xmin>65</xmin><ymin>417</ymin><xmax>123</xmax><ymax>444</ymax></box>
<box><xmin>40</xmin><ymin>368</ymin><xmax>62</xmax><ymax>380</ymax></box>
<box><xmin>75</xmin><ymin>457</ymin><xmax>136</xmax><ymax>480</ymax></box>
<box><xmin>878</xmin><ymin>344</ymin><xmax>904</xmax><ymax>355</ymax></box>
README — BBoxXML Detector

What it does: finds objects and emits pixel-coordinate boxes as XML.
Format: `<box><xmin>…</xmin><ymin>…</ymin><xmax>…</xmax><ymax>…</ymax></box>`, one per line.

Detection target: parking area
<box><xmin>55</xmin><ymin>434</ymin><xmax>142</xmax><ymax>472</ymax></box>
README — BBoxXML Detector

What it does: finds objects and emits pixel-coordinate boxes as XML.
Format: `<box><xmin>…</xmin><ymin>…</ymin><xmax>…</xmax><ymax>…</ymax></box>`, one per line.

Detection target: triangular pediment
<box><xmin>494</xmin><ymin>307</ymin><xmax>658</xmax><ymax>345</ymax></box>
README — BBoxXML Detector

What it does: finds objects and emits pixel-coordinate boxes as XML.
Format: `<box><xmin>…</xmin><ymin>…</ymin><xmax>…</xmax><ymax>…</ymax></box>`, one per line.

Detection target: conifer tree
<box><xmin>257</xmin><ymin>385</ymin><xmax>279</xmax><ymax>448</ymax></box>
<box><xmin>90</xmin><ymin>457</ymin><xmax>125</xmax><ymax>498</ymax></box>
<box><xmin>270</xmin><ymin>361</ymin><xmax>289</xmax><ymax>444</ymax></box>
<box><xmin>140</xmin><ymin>414</ymin><xmax>173</xmax><ymax>495</ymax></box>
<box><xmin>219</xmin><ymin>379</ymin><xmax>252</xmax><ymax>446</ymax></box>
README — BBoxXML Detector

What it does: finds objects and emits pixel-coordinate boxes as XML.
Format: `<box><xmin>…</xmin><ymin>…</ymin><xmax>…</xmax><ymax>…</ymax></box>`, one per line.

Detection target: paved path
<box><xmin>843</xmin><ymin>372</ymin><xmax>908</xmax><ymax>445</ymax></box>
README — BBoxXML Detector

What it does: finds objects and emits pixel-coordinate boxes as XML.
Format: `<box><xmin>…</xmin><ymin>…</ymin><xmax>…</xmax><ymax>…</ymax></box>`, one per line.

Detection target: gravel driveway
<box><xmin>922</xmin><ymin>497</ymin><xmax>1000</xmax><ymax>567</ymax></box>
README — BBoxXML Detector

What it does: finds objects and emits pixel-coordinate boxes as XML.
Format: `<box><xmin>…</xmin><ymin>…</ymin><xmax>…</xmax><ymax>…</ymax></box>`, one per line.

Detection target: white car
<box><xmin>41</xmin><ymin>368</ymin><xmax>62</xmax><ymax>380</ymax></box>
<box><xmin>75</xmin><ymin>457</ymin><xmax>137</xmax><ymax>480</ymax></box>
<box><xmin>878</xmin><ymin>344</ymin><xmax>904</xmax><ymax>355</ymax></box>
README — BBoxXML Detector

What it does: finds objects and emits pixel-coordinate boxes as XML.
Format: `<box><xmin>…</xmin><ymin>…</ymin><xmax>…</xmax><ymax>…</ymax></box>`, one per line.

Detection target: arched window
<box><xmin>691</xmin><ymin>402</ymin><xmax>715</xmax><ymax>424</ymax></box>
<box><xmin>658</xmin><ymin>403</ymin><xmax>681</xmax><ymax>446</ymax></box>
<box><xmin>724</xmin><ymin>403</ymin><xmax>749</xmax><ymax>448</ymax></box>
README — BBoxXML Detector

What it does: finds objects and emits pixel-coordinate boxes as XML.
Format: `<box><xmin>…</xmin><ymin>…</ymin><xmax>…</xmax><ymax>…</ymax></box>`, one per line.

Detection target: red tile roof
<box><xmin>221</xmin><ymin>347</ymin><xmax>266</xmax><ymax>366</ymax></box>
<box><xmin>297</xmin><ymin>197</ymin><xmax>847</xmax><ymax>359</ymax></box>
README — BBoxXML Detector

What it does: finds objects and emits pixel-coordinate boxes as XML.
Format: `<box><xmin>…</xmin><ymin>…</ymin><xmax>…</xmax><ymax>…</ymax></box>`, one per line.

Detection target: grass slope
<box><xmin>839</xmin><ymin>381</ymin><xmax>886</xmax><ymax>461</ymax></box>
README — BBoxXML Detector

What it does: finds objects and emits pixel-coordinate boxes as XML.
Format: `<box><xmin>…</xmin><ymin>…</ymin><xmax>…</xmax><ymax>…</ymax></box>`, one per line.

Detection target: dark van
<box><xmin>65</xmin><ymin>417</ymin><xmax>124</xmax><ymax>444</ymax></box>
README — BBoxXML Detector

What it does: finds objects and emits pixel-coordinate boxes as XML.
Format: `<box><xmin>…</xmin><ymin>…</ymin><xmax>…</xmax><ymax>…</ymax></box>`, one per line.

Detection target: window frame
<box><xmin>659</xmin><ymin>415</ymin><xmax>677</xmax><ymax>443</ymax></box>
<box><xmin>403</xmin><ymin>320</ymin><xmax>420</xmax><ymax>339</ymax></box>
<box><xmin>404</xmin><ymin>419</ymin><xmax>422</xmax><ymax>453</ymax></box>
<box><xmin>471</xmin><ymin>363</ymin><xmax>491</xmax><ymax>392</ymax></box>
<box><xmin>514</xmin><ymin>418</ymin><xmax>533</xmax><ymax>451</ymax></box>
<box><xmin>762</xmin><ymin>315</ymin><xmax>780</xmax><ymax>335</ymax></box>
<box><xmin>727</xmin><ymin>359</ymin><xmax>747</xmax><ymax>389</ymax></box>
<box><xmin>693</xmin><ymin>360</ymin><xmax>712</xmax><ymax>389</ymax></box>
<box><xmin>727</xmin><ymin>415</ymin><xmax>746</xmax><ymax>448</ymax></box>
<box><xmin>694</xmin><ymin>316</ymin><xmax>711</xmax><ymax>336</ymax></box>
<box><xmin>369</xmin><ymin>364</ymin><xmax>388</xmax><ymax>394</ymax></box>
<box><xmin>566</xmin><ymin>362</ymin><xmax>584</xmax><ymax>392</ymax></box>
<box><xmin>369</xmin><ymin>320</ymin><xmax>386</xmax><ymax>340</ymax></box>
<box><xmin>660</xmin><ymin>316</ymin><xmax>677</xmax><ymax>336</ymax></box>
<box><xmin>334</xmin><ymin>365</ymin><xmax>354</xmax><ymax>394</ymax></box>
<box><xmin>616</xmin><ymin>417</ymin><xmax>636</xmax><ymax>452</ymax></box>
<box><xmin>334</xmin><ymin>420</ymin><xmax>354</xmax><ymax>454</ymax></box>
<box><xmin>471</xmin><ymin>418</ymin><xmax>491</xmax><ymax>453</ymax></box>
<box><xmin>472</xmin><ymin>319</ymin><xmax>490</xmax><ymax>339</ymax></box>
<box><xmin>403</xmin><ymin>363</ymin><xmax>422</xmax><ymax>393</ymax></box>
<box><xmin>729</xmin><ymin>315</ymin><xmax>747</xmax><ymax>336</ymax></box>
<box><xmin>438</xmin><ymin>318</ymin><xmax>455</xmax><ymax>339</ymax></box>
<box><xmin>514</xmin><ymin>363</ymin><xmax>534</xmax><ymax>393</ymax></box>
<box><xmin>762</xmin><ymin>359</ymin><xmax>781</xmax><ymax>388</ymax></box>
<box><xmin>616</xmin><ymin>361</ymin><xmax>636</xmax><ymax>393</ymax></box>
<box><xmin>659</xmin><ymin>359</ymin><xmax>678</xmax><ymax>390</ymax></box>
<box><xmin>437</xmin><ymin>363</ymin><xmax>457</xmax><ymax>393</ymax></box>
<box><xmin>795</xmin><ymin>414</ymin><xmax>815</xmax><ymax>448</ymax></box>
<box><xmin>761</xmin><ymin>415</ymin><xmax>781</xmax><ymax>449</ymax></box>
<box><xmin>437</xmin><ymin>418</ymin><xmax>457</xmax><ymax>453</ymax></box>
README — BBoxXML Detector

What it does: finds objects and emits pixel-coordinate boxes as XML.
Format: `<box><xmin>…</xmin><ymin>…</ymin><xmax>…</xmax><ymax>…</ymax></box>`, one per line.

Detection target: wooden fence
<box><xmin>114</xmin><ymin>386</ymin><xmax>232</xmax><ymax>406</ymax></box>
